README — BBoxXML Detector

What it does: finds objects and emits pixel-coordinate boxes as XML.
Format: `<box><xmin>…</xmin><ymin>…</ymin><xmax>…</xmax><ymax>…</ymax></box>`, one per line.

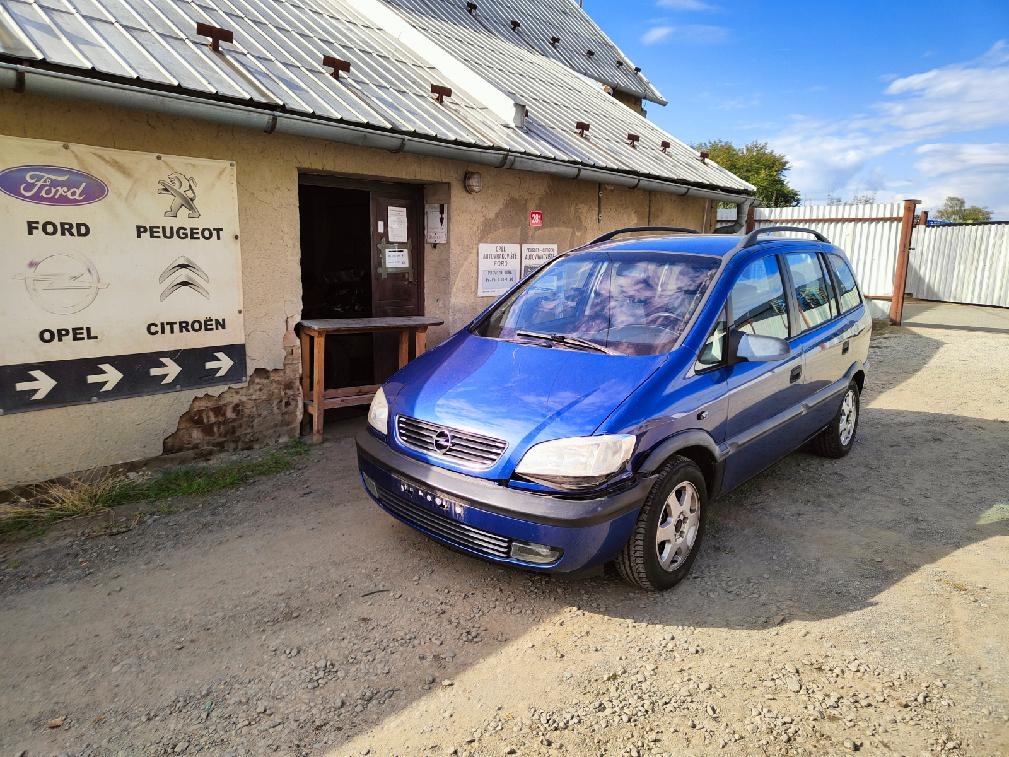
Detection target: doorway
<box><xmin>298</xmin><ymin>176</ymin><xmax>424</xmax><ymax>391</ymax></box>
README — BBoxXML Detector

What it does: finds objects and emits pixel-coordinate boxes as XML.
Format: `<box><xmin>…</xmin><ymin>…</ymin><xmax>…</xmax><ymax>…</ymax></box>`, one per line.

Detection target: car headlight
<box><xmin>514</xmin><ymin>434</ymin><xmax>635</xmax><ymax>490</ymax></box>
<box><xmin>368</xmin><ymin>387</ymin><xmax>389</xmax><ymax>434</ymax></box>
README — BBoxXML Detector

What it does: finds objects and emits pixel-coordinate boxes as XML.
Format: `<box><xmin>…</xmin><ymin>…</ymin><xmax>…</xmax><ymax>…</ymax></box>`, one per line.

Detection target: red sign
<box><xmin>529</xmin><ymin>210</ymin><xmax>543</xmax><ymax>228</ymax></box>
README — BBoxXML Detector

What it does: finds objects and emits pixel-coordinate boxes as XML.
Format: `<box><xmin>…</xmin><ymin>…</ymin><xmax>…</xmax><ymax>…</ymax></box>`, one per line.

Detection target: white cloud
<box><xmin>915</xmin><ymin>142</ymin><xmax>1009</xmax><ymax>176</ymax></box>
<box><xmin>765</xmin><ymin>41</ymin><xmax>1009</xmax><ymax>216</ymax></box>
<box><xmin>641</xmin><ymin>24</ymin><xmax>728</xmax><ymax>45</ymax></box>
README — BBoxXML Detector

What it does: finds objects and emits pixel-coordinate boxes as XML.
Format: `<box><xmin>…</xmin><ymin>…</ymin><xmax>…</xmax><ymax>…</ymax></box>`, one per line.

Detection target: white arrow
<box><xmin>15</xmin><ymin>370</ymin><xmax>57</xmax><ymax>400</ymax></box>
<box><xmin>205</xmin><ymin>351</ymin><xmax>234</xmax><ymax>378</ymax></box>
<box><xmin>150</xmin><ymin>357</ymin><xmax>182</xmax><ymax>385</ymax></box>
<box><xmin>86</xmin><ymin>363</ymin><xmax>123</xmax><ymax>392</ymax></box>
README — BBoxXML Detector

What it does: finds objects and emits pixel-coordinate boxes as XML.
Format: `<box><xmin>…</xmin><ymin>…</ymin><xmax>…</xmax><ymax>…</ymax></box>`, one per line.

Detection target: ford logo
<box><xmin>0</xmin><ymin>165</ymin><xmax>109</xmax><ymax>206</ymax></box>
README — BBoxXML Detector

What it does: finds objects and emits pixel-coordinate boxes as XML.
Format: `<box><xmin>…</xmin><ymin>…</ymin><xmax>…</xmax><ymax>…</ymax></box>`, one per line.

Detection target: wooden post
<box><xmin>889</xmin><ymin>198</ymin><xmax>920</xmax><ymax>326</ymax></box>
<box><xmin>415</xmin><ymin>326</ymin><xmax>428</xmax><ymax>356</ymax></box>
<box><xmin>311</xmin><ymin>332</ymin><xmax>326</xmax><ymax>443</ymax></box>
<box><xmin>745</xmin><ymin>204</ymin><xmax>756</xmax><ymax>233</ymax></box>
<box><xmin>397</xmin><ymin>329</ymin><xmax>410</xmax><ymax>368</ymax></box>
<box><xmin>299</xmin><ymin>328</ymin><xmax>311</xmax><ymax>436</ymax></box>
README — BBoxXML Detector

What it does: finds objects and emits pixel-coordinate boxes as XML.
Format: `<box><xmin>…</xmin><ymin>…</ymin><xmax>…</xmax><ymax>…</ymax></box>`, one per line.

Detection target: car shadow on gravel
<box><xmin>575</xmin><ymin>407</ymin><xmax>1009</xmax><ymax>630</ymax></box>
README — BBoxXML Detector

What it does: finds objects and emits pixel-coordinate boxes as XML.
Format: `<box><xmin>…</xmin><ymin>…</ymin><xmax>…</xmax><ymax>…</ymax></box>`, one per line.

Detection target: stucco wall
<box><xmin>0</xmin><ymin>90</ymin><xmax>713</xmax><ymax>486</ymax></box>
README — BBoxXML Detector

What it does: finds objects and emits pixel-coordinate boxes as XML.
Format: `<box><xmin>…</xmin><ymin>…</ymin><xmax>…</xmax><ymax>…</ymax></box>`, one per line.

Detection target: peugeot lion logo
<box><xmin>433</xmin><ymin>430</ymin><xmax>453</xmax><ymax>453</ymax></box>
<box><xmin>158</xmin><ymin>171</ymin><xmax>200</xmax><ymax>219</ymax></box>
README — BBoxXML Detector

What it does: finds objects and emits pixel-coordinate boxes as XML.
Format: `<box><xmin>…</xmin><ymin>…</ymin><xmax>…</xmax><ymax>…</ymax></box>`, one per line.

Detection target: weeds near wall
<box><xmin>0</xmin><ymin>440</ymin><xmax>309</xmax><ymax>541</ymax></box>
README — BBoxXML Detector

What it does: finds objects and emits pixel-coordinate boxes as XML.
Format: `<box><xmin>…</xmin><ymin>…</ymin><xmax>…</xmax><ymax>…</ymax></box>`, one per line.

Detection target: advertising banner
<box><xmin>0</xmin><ymin>136</ymin><xmax>246</xmax><ymax>414</ymax></box>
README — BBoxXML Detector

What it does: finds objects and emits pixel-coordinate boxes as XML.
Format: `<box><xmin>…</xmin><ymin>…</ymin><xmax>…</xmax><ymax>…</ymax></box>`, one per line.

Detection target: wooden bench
<box><xmin>298</xmin><ymin>316</ymin><xmax>444</xmax><ymax>443</ymax></box>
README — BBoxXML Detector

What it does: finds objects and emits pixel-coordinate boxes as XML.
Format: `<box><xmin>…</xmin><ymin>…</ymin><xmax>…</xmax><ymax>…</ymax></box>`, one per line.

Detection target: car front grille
<box><xmin>395</xmin><ymin>415</ymin><xmax>507</xmax><ymax>469</ymax></box>
<box><xmin>374</xmin><ymin>484</ymin><xmax>511</xmax><ymax>558</ymax></box>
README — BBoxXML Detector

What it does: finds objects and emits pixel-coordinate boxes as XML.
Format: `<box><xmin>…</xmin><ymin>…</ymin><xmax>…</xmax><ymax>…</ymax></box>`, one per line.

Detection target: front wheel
<box><xmin>615</xmin><ymin>457</ymin><xmax>708</xmax><ymax>591</ymax></box>
<box><xmin>810</xmin><ymin>382</ymin><xmax>860</xmax><ymax>458</ymax></box>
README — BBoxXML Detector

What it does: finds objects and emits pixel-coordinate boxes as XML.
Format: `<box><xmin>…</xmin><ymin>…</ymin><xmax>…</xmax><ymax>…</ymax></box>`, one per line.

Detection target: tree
<box><xmin>694</xmin><ymin>140</ymin><xmax>800</xmax><ymax>207</ymax></box>
<box><xmin>935</xmin><ymin>196</ymin><xmax>992</xmax><ymax>223</ymax></box>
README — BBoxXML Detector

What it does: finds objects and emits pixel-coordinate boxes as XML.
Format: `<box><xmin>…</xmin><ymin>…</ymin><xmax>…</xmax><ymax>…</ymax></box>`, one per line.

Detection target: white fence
<box><xmin>742</xmin><ymin>204</ymin><xmax>1009</xmax><ymax>312</ymax></box>
<box><xmin>752</xmin><ymin>204</ymin><xmax>904</xmax><ymax>300</ymax></box>
<box><xmin>908</xmin><ymin>223</ymin><xmax>1009</xmax><ymax>308</ymax></box>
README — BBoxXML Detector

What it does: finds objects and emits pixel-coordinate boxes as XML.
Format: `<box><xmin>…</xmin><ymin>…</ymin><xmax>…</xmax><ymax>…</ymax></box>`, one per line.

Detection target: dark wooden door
<box><xmin>371</xmin><ymin>188</ymin><xmax>423</xmax><ymax>379</ymax></box>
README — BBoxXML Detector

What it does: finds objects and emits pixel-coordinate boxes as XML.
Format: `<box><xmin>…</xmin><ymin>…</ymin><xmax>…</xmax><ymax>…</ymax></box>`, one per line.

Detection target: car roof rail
<box><xmin>738</xmin><ymin>226</ymin><xmax>830</xmax><ymax>249</ymax></box>
<box><xmin>589</xmin><ymin>226</ymin><xmax>698</xmax><ymax>244</ymax></box>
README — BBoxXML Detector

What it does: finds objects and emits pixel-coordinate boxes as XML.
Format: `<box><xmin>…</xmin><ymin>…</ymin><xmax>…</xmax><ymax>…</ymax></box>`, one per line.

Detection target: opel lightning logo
<box><xmin>433</xmin><ymin>430</ymin><xmax>453</xmax><ymax>453</ymax></box>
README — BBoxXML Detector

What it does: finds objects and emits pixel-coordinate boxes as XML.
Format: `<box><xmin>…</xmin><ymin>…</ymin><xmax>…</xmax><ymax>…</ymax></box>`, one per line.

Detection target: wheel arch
<box><xmin>640</xmin><ymin>430</ymin><xmax>722</xmax><ymax>498</ymax></box>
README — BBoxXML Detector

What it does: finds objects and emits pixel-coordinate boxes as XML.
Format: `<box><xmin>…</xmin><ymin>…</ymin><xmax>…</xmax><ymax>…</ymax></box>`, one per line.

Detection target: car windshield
<box><xmin>473</xmin><ymin>251</ymin><xmax>720</xmax><ymax>356</ymax></box>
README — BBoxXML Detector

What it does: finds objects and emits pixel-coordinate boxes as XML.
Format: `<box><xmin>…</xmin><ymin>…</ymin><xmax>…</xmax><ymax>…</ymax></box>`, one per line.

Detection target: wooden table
<box><xmin>298</xmin><ymin>316</ymin><xmax>444</xmax><ymax>443</ymax></box>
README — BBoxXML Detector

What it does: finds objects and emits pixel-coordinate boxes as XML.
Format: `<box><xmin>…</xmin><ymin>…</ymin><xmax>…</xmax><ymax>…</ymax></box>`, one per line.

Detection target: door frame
<box><xmin>297</xmin><ymin>172</ymin><xmax>426</xmax><ymax>316</ymax></box>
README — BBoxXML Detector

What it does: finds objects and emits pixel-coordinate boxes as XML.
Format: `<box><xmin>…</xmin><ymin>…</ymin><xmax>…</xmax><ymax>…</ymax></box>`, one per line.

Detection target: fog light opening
<box><xmin>510</xmin><ymin>540</ymin><xmax>562</xmax><ymax>565</ymax></box>
<box><xmin>362</xmin><ymin>473</ymin><xmax>378</xmax><ymax>498</ymax></box>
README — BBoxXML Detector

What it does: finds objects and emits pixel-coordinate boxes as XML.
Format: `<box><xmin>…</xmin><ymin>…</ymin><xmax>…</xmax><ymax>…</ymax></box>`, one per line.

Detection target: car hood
<box><xmin>384</xmin><ymin>331</ymin><xmax>666</xmax><ymax>478</ymax></box>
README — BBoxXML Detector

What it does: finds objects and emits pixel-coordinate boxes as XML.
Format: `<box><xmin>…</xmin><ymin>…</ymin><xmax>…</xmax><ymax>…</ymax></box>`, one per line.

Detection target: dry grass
<box><xmin>0</xmin><ymin>439</ymin><xmax>309</xmax><ymax>541</ymax></box>
<box><xmin>0</xmin><ymin>470</ymin><xmax>126</xmax><ymax>538</ymax></box>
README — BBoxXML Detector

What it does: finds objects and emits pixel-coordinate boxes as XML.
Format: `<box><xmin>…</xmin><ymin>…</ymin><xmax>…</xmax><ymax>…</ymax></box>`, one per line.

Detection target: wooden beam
<box><xmin>889</xmin><ymin>199</ymin><xmax>920</xmax><ymax>325</ymax></box>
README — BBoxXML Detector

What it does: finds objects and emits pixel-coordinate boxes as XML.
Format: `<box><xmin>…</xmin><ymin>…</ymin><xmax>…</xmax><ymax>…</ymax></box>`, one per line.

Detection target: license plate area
<box><xmin>393</xmin><ymin>476</ymin><xmax>467</xmax><ymax>520</ymax></box>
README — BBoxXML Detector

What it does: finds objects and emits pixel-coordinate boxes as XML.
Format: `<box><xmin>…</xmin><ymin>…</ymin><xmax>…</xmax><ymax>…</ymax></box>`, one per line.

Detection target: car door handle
<box><xmin>842</xmin><ymin>339</ymin><xmax>850</xmax><ymax>355</ymax></box>
<box><xmin>790</xmin><ymin>365</ymin><xmax>802</xmax><ymax>384</ymax></box>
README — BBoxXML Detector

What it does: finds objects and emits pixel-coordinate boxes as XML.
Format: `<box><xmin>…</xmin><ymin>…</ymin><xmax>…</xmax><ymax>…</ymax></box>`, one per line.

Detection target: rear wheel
<box><xmin>615</xmin><ymin>457</ymin><xmax>707</xmax><ymax>591</ymax></box>
<box><xmin>811</xmin><ymin>382</ymin><xmax>860</xmax><ymax>458</ymax></box>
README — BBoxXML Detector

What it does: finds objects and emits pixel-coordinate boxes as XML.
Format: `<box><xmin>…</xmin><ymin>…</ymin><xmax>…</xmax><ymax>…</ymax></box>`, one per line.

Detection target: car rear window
<box><xmin>473</xmin><ymin>251</ymin><xmax>720</xmax><ymax>356</ymax></box>
<box><xmin>827</xmin><ymin>254</ymin><xmax>862</xmax><ymax>313</ymax></box>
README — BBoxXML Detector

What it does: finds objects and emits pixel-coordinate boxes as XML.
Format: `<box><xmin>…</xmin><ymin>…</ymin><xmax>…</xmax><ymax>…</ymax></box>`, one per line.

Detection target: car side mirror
<box><xmin>728</xmin><ymin>330</ymin><xmax>791</xmax><ymax>363</ymax></box>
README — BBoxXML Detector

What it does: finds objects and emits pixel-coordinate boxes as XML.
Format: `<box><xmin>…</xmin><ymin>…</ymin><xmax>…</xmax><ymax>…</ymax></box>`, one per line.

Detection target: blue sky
<box><xmin>585</xmin><ymin>0</ymin><xmax>1009</xmax><ymax>216</ymax></box>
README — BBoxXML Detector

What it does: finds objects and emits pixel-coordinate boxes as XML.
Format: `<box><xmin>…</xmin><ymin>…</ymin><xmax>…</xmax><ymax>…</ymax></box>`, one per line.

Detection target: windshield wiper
<box><xmin>515</xmin><ymin>330</ymin><xmax>615</xmax><ymax>355</ymax></box>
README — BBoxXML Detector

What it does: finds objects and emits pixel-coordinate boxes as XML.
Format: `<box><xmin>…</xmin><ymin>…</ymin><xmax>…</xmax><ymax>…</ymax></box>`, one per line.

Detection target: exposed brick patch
<box><xmin>163</xmin><ymin>346</ymin><xmax>302</xmax><ymax>455</ymax></box>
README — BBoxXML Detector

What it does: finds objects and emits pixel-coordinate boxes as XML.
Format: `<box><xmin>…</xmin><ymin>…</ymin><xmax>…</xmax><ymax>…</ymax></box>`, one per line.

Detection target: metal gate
<box><xmin>908</xmin><ymin>223</ymin><xmax>1009</xmax><ymax>308</ymax></box>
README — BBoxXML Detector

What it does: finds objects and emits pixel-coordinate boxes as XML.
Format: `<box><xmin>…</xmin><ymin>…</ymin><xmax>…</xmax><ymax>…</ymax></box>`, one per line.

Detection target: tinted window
<box><xmin>785</xmin><ymin>252</ymin><xmax>837</xmax><ymax>332</ymax></box>
<box><xmin>475</xmin><ymin>251</ymin><xmax>719</xmax><ymax>356</ymax></box>
<box><xmin>827</xmin><ymin>254</ymin><xmax>862</xmax><ymax>313</ymax></box>
<box><xmin>729</xmin><ymin>256</ymin><xmax>789</xmax><ymax>340</ymax></box>
<box><xmin>695</xmin><ymin>307</ymin><xmax>728</xmax><ymax>371</ymax></box>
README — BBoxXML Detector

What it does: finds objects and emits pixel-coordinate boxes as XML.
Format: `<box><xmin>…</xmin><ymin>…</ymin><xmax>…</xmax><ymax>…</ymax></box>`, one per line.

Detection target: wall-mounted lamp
<box><xmin>464</xmin><ymin>171</ymin><xmax>483</xmax><ymax>194</ymax></box>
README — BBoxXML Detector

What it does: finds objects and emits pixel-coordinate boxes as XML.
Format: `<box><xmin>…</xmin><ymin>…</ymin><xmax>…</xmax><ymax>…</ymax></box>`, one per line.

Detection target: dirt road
<box><xmin>2</xmin><ymin>303</ymin><xmax>1008</xmax><ymax>756</ymax></box>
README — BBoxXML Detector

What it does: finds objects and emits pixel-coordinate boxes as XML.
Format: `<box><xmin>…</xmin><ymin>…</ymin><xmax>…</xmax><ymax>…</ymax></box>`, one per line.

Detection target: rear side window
<box><xmin>827</xmin><ymin>254</ymin><xmax>862</xmax><ymax>313</ymax></box>
<box><xmin>785</xmin><ymin>252</ymin><xmax>837</xmax><ymax>332</ymax></box>
<box><xmin>729</xmin><ymin>256</ymin><xmax>789</xmax><ymax>340</ymax></box>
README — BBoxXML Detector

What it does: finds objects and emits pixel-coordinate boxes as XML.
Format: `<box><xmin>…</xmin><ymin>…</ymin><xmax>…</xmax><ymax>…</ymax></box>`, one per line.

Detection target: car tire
<box><xmin>810</xmin><ymin>382</ymin><xmax>860</xmax><ymax>459</ymax></box>
<box><xmin>615</xmin><ymin>456</ymin><xmax>708</xmax><ymax>591</ymax></box>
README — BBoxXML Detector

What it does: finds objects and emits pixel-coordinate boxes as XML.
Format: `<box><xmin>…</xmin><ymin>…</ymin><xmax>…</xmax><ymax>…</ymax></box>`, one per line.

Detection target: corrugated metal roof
<box><xmin>439</xmin><ymin>0</ymin><xmax>665</xmax><ymax>105</ymax></box>
<box><xmin>0</xmin><ymin>0</ymin><xmax>753</xmax><ymax>195</ymax></box>
<box><xmin>385</xmin><ymin>0</ymin><xmax>750</xmax><ymax>192</ymax></box>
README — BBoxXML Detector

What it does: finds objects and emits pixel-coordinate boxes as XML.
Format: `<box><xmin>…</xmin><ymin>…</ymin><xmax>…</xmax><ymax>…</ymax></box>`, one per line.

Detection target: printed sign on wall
<box><xmin>0</xmin><ymin>135</ymin><xmax>246</xmax><ymax>415</ymax></box>
<box><xmin>521</xmin><ymin>243</ymin><xmax>559</xmax><ymax>278</ymax></box>
<box><xmin>424</xmin><ymin>203</ymin><xmax>448</xmax><ymax>244</ymax></box>
<box><xmin>477</xmin><ymin>243</ymin><xmax>520</xmax><ymax>297</ymax></box>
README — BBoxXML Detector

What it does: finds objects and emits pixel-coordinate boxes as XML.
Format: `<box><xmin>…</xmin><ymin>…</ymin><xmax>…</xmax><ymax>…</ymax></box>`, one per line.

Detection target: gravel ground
<box><xmin>1</xmin><ymin>303</ymin><xmax>1008</xmax><ymax>757</ymax></box>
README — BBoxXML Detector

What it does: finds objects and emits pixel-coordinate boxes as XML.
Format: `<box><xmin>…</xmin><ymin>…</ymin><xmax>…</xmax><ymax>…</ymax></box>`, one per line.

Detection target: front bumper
<box><xmin>356</xmin><ymin>431</ymin><xmax>655</xmax><ymax>573</ymax></box>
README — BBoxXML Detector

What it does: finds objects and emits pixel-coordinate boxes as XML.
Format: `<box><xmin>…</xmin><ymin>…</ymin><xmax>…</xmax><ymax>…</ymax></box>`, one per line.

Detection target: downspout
<box><xmin>0</xmin><ymin>65</ymin><xmax>754</xmax><ymax>206</ymax></box>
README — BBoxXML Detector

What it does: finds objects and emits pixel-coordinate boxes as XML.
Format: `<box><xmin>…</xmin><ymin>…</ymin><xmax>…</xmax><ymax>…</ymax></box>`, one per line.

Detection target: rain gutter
<box><xmin>0</xmin><ymin>64</ymin><xmax>754</xmax><ymax>207</ymax></box>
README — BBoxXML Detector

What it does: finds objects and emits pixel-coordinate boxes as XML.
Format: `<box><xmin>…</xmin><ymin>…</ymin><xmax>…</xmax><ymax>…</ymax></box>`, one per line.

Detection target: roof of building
<box><xmin>422</xmin><ymin>0</ymin><xmax>666</xmax><ymax>105</ymax></box>
<box><xmin>0</xmin><ymin>0</ymin><xmax>753</xmax><ymax>197</ymax></box>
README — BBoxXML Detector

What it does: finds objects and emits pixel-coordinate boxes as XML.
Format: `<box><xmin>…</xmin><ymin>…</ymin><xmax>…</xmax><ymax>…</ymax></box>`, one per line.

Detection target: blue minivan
<box><xmin>357</xmin><ymin>226</ymin><xmax>871</xmax><ymax>590</ymax></box>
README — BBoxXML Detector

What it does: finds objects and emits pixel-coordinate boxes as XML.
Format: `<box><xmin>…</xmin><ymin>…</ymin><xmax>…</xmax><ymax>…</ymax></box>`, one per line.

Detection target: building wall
<box><xmin>0</xmin><ymin>89</ymin><xmax>713</xmax><ymax>486</ymax></box>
